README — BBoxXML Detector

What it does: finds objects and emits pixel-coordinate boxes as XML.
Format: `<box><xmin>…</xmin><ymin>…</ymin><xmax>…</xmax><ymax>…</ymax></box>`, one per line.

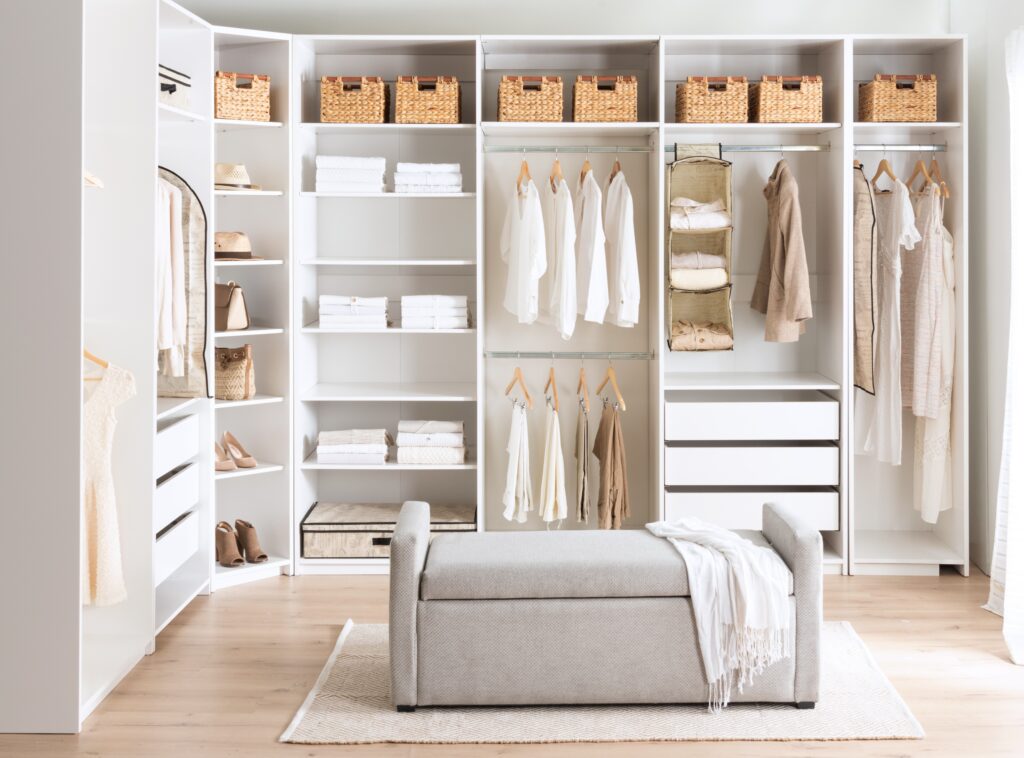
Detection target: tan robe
<box><xmin>751</xmin><ymin>160</ymin><xmax>813</xmax><ymax>342</ymax></box>
<box><xmin>592</xmin><ymin>404</ymin><xmax>629</xmax><ymax>529</ymax></box>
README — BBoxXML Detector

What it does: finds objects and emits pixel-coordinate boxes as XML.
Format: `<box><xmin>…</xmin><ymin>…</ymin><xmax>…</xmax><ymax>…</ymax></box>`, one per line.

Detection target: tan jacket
<box><xmin>751</xmin><ymin>160</ymin><xmax>813</xmax><ymax>342</ymax></box>
<box><xmin>592</xmin><ymin>404</ymin><xmax>629</xmax><ymax>529</ymax></box>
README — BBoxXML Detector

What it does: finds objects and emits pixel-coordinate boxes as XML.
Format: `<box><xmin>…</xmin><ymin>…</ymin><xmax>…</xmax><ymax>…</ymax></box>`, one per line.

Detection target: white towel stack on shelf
<box><xmin>401</xmin><ymin>294</ymin><xmax>469</xmax><ymax>330</ymax></box>
<box><xmin>319</xmin><ymin>295</ymin><xmax>389</xmax><ymax>330</ymax></box>
<box><xmin>316</xmin><ymin>155</ymin><xmax>386</xmax><ymax>194</ymax></box>
<box><xmin>396</xmin><ymin>420</ymin><xmax>467</xmax><ymax>465</ymax></box>
<box><xmin>394</xmin><ymin>162</ymin><xmax>463</xmax><ymax>194</ymax></box>
<box><xmin>317</xmin><ymin>429</ymin><xmax>393</xmax><ymax>464</ymax></box>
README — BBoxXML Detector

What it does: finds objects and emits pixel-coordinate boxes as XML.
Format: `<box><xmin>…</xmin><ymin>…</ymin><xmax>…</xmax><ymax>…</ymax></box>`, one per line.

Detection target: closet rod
<box><xmin>483</xmin><ymin>145</ymin><xmax>653</xmax><ymax>154</ymax></box>
<box><xmin>854</xmin><ymin>143</ymin><xmax>947</xmax><ymax>152</ymax></box>
<box><xmin>484</xmin><ymin>350</ymin><xmax>654</xmax><ymax>360</ymax></box>
<box><xmin>663</xmin><ymin>144</ymin><xmax>831</xmax><ymax>153</ymax></box>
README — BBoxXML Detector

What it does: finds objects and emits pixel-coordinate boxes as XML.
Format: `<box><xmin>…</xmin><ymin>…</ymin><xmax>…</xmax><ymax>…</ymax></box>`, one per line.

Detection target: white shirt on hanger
<box><xmin>540</xmin><ymin>176</ymin><xmax>578</xmax><ymax>340</ymax></box>
<box><xmin>575</xmin><ymin>169</ymin><xmax>609</xmax><ymax>324</ymax></box>
<box><xmin>502</xmin><ymin>402</ymin><xmax>533</xmax><ymax>523</ymax></box>
<box><xmin>500</xmin><ymin>178</ymin><xmax>548</xmax><ymax>324</ymax></box>
<box><xmin>604</xmin><ymin>171</ymin><xmax>641</xmax><ymax>328</ymax></box>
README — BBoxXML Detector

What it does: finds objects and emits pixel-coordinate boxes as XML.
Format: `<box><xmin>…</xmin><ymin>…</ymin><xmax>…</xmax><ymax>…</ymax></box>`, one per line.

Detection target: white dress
<box><xmin>538</xmin><ymin>401</ymin><xmax>568</xmax><ymax>523</ymax></box>
<box><xmin>82</xmin><ymin>364</ymin><xmax>136</xmax><ymax>606</ymax></box>
<box><xmin>604</xmin><ymin>171</ymin><xmax>641</xmax><ymax>328</ymax></box>
<box><xmin>575</xmin><ymin>169</ymin><xmax>609</xmax><ymax>324</ymax></box>
<box><xmin>855</xmin><ymin>179</ymin><xmax>921</xmax><ymax>465</ymax></box>
<box><xmin>500</xmin><ymin>179</ymin><xmax>547</xmax><ymax>324</ymax></box>
<box><xmin>915</xmin><ymin>225</ymin><xmax>955</xmax><ymax>523</ymax></box>
<box><xmin>540</xmin><ymin>177</ymin><xmax>578</xmax><ymax>340</ymax></box>
<box><xmin>502</xmin><ymin>402</ymin><xmax>533</xmax><ymax>523</ymax></box>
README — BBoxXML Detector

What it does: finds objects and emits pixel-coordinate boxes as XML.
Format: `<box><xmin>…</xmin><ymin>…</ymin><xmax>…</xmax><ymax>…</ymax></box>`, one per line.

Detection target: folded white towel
<box><xmin>401</xmin><ymin>306</ymin><xmax>468</xmax><ymax>318</ymax></box>
<box><xmin>398</xmin><ymin>420</ymin><xmax>465</xmax><ymax>435</ymax></box>
<box><xmin>316</xmin><ymin>155</ymin><xmax>387</xmax><ymax>171</ymax></box>
<box><xmin>319</xmin><ymin>304</ymin><xmax>388</xmax><ymax>316</ymax></box>
<box><xmin>671</xmin><ymin>251</ymin><xmax>728</xmax><ymax>270</ymax></box>
<box><xmin>393</xmin><ymin>172</ymin><xmax>462</xmax><ymax>187</ymax></box>
<box><xmin>317</xmin><ymin>443</ymin><xmax>389</xmax><ymax>455</ymax></box>
<box><xmin>401</xmin><ymin>295</ymin><xmax>467</xmax><ymax>308</ymax></box>
<box><xmin>396</xmin><ymin>431</ymin><xmax>464</xmax><ymax>448</ymax></box>
<box><xmin>669</xmin><ymin>267</ymin><xmax>728</xmax><ymax>291</ymax></box>
<box><xmin>316</xmin><ymin>168</ymin><xmax>386</xmax><ymax>183</ymax></box>
<box><xmin>394</xmin><ymin>184</ymin><xmax>463</xmax><ymax>194</ymax></box>
<box><xmin>318</xmin><ymin>429</ymin><xmax>393</xmax><ymax>446</ymax></box>
<box><xmin>396</xmin><ymin>446</ymin><xmax>467</xmax><ymax>465</ymax></box>
<box><xmin>320</xmin><ymin>295</ymin><xmax>388</xmax><ymax>307</ymax></box>
<box><xmin>669</xmin><ymin>209</ymin><xmax>732</xmax><ymax>231</ymax></box>
<box><xmin>402</xmin><ymin>316</ymin><xmax>468</xmax><ymax>329</ymax></box>
<box><xmin>316</xmin><ymin>182</ymin><xmax>386</xmax><ymax>194</ymax></box>
<box><xmin>670</xmin><ymin>196</ymin><xmax>726</xmax><ymax>211</ymax></box>
<box><xmin>319</xmin><ymin>314</ymin><xmax>390</xmax><ymax>325</ymax></box>
<box><xmin>395</xmin><ymin>162</ymin><xmax>460</xmax><ymax>174</ymax></box>
<box><xmin>318</xmin><ymin>323</ymin><xmax>389</xmax><ymax>331</ymax></box>
<box><xmin>316</xmin><ymin>452</ymin><xmax>388</xmax><ymax>465</ymax></box>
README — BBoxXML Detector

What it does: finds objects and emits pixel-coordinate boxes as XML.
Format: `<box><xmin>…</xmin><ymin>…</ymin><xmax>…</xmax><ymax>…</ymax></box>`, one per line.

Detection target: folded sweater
<box><xmin>397</xmin><ymin>446</ymin><xmax>467</xmax><ymax>465</ymax></box>
<box><xmin>671</xmin><ymin>251</ymin><xmax>727</xmax><ymax>270</ymax></box>
<box><xmin>318</xmin><ymin>429</ymin><xmax>393</xmax><ymax>446</ymax></box>
<box><xmin>670</xmin><ymin>320</ymin><xmax>734</xmax><ymax>351</ymax></box>
<box><xmin>396</xmin><ymin>431</ymin><xmax>465</xmax><ymax>448</ymax></box>
<box><xmin>398</xmin><ymin>420</ymin><xmax>465</xmax><ymax>434</ymax></box>
<box><xmin>316</xmin><ymin>155</ymin><xmax>387</xmax><ymax>171</ymax></box>
<box><xmin>669</xmin><ymin>267</ymin><xmax>728</xmax><ymax>291</ymax></box>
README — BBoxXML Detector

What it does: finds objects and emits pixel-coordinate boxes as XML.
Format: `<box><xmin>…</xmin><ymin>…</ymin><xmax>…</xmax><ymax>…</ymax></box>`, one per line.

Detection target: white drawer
<box><xmin>154</xmin><ymin>510</ymin><xmax>198</xmax><ymax>587</ymax></box>
<box><xmin>154</xmin><ymin>463</ymin><xmax>199</xmax><ymax>534</ymax></box>
<box><xmin>665</xmin><ymin>390</ymin><xmax>838</xmax><ymax>441</ymax></box>
<box><xmin>155</xmin><ymin>414</ymin><xmax>199</xmax><ymax>479</ymax></box>
<box><xmin>665</xmin><ymin>490</ymin><xmax>839</xmax><ymax>530</ymax></box>
<box><xmin>665</xmin><ymin>445</ymin><xmax>839</xmax><ymax>487</ymax></box>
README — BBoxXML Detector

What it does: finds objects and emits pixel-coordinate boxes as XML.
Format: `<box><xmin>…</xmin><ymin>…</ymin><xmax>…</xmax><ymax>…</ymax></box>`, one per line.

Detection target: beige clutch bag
<box><xmin>215</xmin><ymin>281</ymin><xmax>250</xmax><ymax>332</ymax></box>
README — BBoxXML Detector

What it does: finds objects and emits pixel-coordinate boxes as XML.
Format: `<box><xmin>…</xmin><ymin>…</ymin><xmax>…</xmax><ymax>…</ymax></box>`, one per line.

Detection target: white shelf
<box><xmin>215</xmin><ymin>118</ymin><xmax>284</xmax><ymax>129</ymax></box>
<box><xmin>214</xmin><ymin>258</ymin><xmax>285</xmax><ymax>267</ymax></box>
<box><xmin>159</xmin><ymin>102</ymin><xmax>207</xmax><ymax>123</ymax></box>
<box><xmin>302</xmin><ymin>382</ymin><xmax>477</xmax><ymax>402</ymax></box>
<box><xmin>300</xmin><ymin>122</ymin><xmax>475</xmax><ymax>135</ymax></box>
<box><xmin>301</xmin><ymin>191</ymin><xmax>475</xmax><ymax>199</ymax></box>
<box><xmin>302</xmin><ymin>321</ymin><xmax>475</xmax><ymax>334</ymax></box>
<box><xmin>853</xmin><ymin>121</ymin><xmax>961</xmax><ymax>133</ymax></box>
<box><xmin>215</xmin><ymin>189</ymin><xmax>284</xmax><ymax>197</ymax></box>
<box><xmin>215</xmin><ymin>394</ymin><xmax>284</xmax><ymax>410</ymax></box>
<box><xmin>215</xmin><ymin>463</ymin><xmax>284</xmax><ymax>480</ymax></box>
<box><xmin>156</xmin><ymin>396</ymin><xmax>201</xmax><ymax>421</ymax></box>
<box><xmin>665</xmin><ymin>122</ymin><xmax>841</xmax><ymax>135</ymax></box>
<box><xmin>854</xmin><ymin>530</ymin><xmax>963</xmax><ymax>565</ymax></box>
<box><xmin>215</xmin><ymin>324</ymin><xmax>285</xmax><ymax>338</ymax></box>
<box><xmin>301</xmin><ymin>450</ymin><xmax>477</xmax><ymax>471</ymax></box>
<box><xmin>213</xmin><ymin>556</ymin><xmax>289</xmax><ymax>591</ymax></box>
<box><xmin>664</xmin><ymin>372</ymin><xmax>841</xmax><ymax>392</ymax></box>
<box><xmin>481</xmin><ymin>121</ymin><xmax>660</xmax><ymax>137</ymax></box>
<box><xmin>301</xmin><ymin>257</ymin><xmax>475</xmax><ymax>268</ymax></box>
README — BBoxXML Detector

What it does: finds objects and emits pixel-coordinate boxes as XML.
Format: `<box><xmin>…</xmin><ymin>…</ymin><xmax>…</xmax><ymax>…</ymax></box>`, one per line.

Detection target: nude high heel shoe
<box><xmin>235</xmin><ymin>519</ymin><xmax>268</xmax><ymax>563</ymax></box>
<box><xmin>215</xmin><ymin>442</ymin><xmax>237</xmax><ymax>472</ymax></box>
<box><xmin>222</xmin><ymin>431</ymin><xmax>257</xmax><ymax>468</ymax></box>
<box><xmin>215</xmin><ymin>522</ymin><xmax>244</xmax><ymax>567</ymax></box>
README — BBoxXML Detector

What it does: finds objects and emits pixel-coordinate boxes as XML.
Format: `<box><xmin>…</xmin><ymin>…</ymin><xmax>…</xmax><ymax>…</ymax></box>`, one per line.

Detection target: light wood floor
<box><xmin>3</xmin><ymin>571</ymin><xmax>1023</xmax><ymax>757</ymax></box>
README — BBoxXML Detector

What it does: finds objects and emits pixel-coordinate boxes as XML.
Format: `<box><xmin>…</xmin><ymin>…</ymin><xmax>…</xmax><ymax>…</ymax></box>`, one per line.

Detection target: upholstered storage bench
<box><xmin>389</xmin><ymin>501</ymin><xmax>822</xmax><ymax>711</ymax></box>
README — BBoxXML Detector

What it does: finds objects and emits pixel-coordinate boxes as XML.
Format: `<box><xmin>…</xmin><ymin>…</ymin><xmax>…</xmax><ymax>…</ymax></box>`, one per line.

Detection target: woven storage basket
<box><xmin>676</xmin><ymin>77</ymin><xmax>748</xmax><ymax>123</ymax></box>
<box><xmin>320</xmin><ymin>76</ymin><xmax>388</xmax><ymax>123</ymax></box>
<box><xmin>215</xmin><ymin>71</ymin><xmax>271</xmax><ymax>121</ymax></box>
<box><xmin>498</xmin><ymin>76</ymin><xmax>563</xmax><ymax>122</ymax></box>
<box><xmin>573</xmin><ymin>75</ymin><xmax>638</xmax><ymax>122</ymax></box>
<box><xmin>214</xmin><ymin>345</ymin><xmax>255</xmax><ymax>401</ymax></box>
<box><xmin>859</xmin><ymin>74</ymin><xmax>937</xmax><ymax>122</ymax></box>
<box><xmin>668</xmin><ymin>155</ymin><xmax>733</xmax><ymax>220</ymax></box>
<box><xmin>395</xmin><ymin>76</ymin><xmax>460</xmax><ymax>124</ymax></box>
<box><xmin>668</xmin><ymin>287</ymin><xmax>735</xmax><ymax>352</ymax></box>
<box><xmin>749</xmin><ymin>75</ymin><xmax>823</xmax><ymax>123</ymax></box>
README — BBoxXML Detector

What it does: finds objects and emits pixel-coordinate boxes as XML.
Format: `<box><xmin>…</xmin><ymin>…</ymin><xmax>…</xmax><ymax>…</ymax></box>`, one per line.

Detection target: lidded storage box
<box><xmin>749</xmin><ymin>75</ymin><xmax>823</xmax><ymax>123</ymax></box>
<box><xmin>320</xmin><ymin>76</ymin><xmax>389</xmax><ymax>123</ymax></box>
<box><xmin>215</xmin><ymin>70</ymin><xmax>271</xmax><ymax>121</ymax></box>
<box><xmin>301</xmin><ymin>502</ymin><xmax>476</xmax><ymax>559</ymax></box>
<box><xmin>498</xmin><ymin>75</ymin><xmax>563</xmax><ymax>122</ymax></box>
<box><xmin>573</xmin><ymin>75</ymin><xmax>638</xmax><ymax>122</ymax></box>
<box><xmin>859</xmin><ymin>74</ymin><xmax>937</xmax><ymax>122</ymax></box>
<box><xmin>395</xmin><ymin>75</ymin><xmax>461</xmax><ymax>124</ymax></box>
<box><xmin>676</xmin><ymin>76</ymin><xmax>748</xmax><ymax>123</ymax></box>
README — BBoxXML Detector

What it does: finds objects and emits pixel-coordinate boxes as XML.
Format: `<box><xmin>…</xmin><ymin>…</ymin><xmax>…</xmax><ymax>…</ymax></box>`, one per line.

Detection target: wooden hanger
<box><xmin>928</xmin><ymin>158</ymin><xmax>952</xmax><ymax>198</ymax></box>
<box><xmin>549</xmin><ymin>154</ymin><xmax>563</xmax><ymax>192</ymax></box>
<box><xmin>609</xmin><ymin>155</ymin><xmax>622</xmax><ymax>181</ymax></box>
<box><xmin>83</xmin><ymin>348</ymin><xmax>108</xmax><ymax>382</ymax></box>
<box><xmin>516</xmin><ymin>158</ymin><xmax>532</xmax><ymax>196</ymax></box>
<box><xmin>906</xmin><ymin>159</ymin><xmax>934</xmax><ymax>192</ymax></box>
<box><xmin>504</xmin><ymin>366</ymin><xmax>533</xmax><ymax>409</ymax></box>
<box><xmin>544</xmin><ymin>366</ymin><xmax>559</xmax><ymax>412</ymax></box>
<box><xmin>579</xmin><ymin>152</ymin><xmax>592</xmax><ymax>183</ymax></box>
<box><xmin>871</xmin><ymin>158</ymin><xmax>897</xmax><ymax>191</ymax></box>
<box><xmin>577</xmin><ymin>367</ymin><xmax>590</xmax><ymax>414</ymax></box>
<box><xmin>596</xmin><ymin>364</ymin><xmax>626</xmax><ymax>412</ymax></box>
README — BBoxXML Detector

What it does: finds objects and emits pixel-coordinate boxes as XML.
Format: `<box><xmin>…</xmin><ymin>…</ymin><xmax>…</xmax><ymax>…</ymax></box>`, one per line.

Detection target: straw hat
<box><xmin>214</xmin><ymin>231</ymin><xmax>262</xmax><ymax>260</ymax></box>
<box><xmin>214</xmin><ymin>163</ymin><xmax>261</xmax><ymax>190</ymax></box>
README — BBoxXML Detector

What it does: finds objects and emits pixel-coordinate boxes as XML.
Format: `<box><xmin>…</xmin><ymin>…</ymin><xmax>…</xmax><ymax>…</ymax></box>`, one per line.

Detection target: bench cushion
<box><xmin>420</xmin><ymin>528</ymin><xmax>793</xmax><ymax>600</ymax></box>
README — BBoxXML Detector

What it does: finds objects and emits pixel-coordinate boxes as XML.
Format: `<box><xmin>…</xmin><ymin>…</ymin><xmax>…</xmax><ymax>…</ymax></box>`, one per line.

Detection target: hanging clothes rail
<box><xmin>484</xmin><ymin>350</ymin><xmax>654</xmax><ymax>360</ymax></box>
<box><xmin>663</xmin><ymin>144</ymin><xmax>832</xmax><ymax>154</ymax></box>
<box><xmin>854</xmin><ymin>143</ymin><xmax>947</xmax><ymax>152</ymax></box>
<box><xmin>484</xmin><ymin>145</ymin><xmax>653</xmax><ymax>154</ymax></box>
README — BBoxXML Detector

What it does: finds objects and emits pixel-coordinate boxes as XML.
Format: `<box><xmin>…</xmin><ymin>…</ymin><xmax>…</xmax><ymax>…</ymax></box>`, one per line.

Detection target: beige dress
<box><xmin>82</xmin><ymin>364</ymin><xmax>136</xmax><ymax>606</ymax></box>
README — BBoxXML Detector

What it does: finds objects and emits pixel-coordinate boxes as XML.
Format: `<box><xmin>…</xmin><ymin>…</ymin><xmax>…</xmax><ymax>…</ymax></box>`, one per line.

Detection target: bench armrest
<box><xmin>762</xmin><ymin>502</ymin><xmax>823</xmax><ymax>704</ymax></box>
<box><xmin>389</xmin><ymin>501</ymin><xmax>430</xmax><ymax>707</ymax></box>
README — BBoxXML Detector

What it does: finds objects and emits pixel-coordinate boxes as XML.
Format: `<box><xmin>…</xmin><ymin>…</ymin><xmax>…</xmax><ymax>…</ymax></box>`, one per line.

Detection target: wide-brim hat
<box><xmin>214</xmin><ymin>231</ymin><xmax>263</xmax><ymax>260</ymax></box>
<box><xmin>214</xmin><ymin>162</ymin><xmax>261</xmax><ymax>191</ymax></box>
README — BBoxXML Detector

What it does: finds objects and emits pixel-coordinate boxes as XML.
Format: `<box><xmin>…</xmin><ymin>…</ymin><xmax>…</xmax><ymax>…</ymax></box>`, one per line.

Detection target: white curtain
<box><xmin>985</xmin><ymin>29</ymin><xmax>1024</xmax><ymax>665</ymax></box>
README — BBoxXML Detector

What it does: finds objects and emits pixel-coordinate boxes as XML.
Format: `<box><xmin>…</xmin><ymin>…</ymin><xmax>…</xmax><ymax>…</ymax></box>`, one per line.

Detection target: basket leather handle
<box><xmin>372</xmin><ymin>536</ymin><xmax>392</xmax><ymax>546</ymax></box>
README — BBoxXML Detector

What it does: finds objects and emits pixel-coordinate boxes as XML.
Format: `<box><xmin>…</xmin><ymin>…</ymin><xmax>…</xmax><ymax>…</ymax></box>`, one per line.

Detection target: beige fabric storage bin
<box><xmin>668</xmin><ymin>156</ymin><xmax>733</xmax><ymax>218</ymax></box>
<box><xmin>301</xmin><ymin>502</ymin><xmax>476</xmax><ymax>558</ymax></box>
<box><xmin>858</xmin><ymin>74</ymin><xmax>937</xmax><ymax>122</ymax></box>
<box><xmin>668</xmin><ymin>287</ymin><xmax>735</xmax><ymax>351</ymax></box>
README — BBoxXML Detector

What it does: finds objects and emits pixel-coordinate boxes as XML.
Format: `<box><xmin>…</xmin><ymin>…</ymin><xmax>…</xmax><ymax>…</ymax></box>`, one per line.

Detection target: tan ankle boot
<box><xmin>235</xmin><ymin>519</ymin><xmax>268</xmax><ymax>564</ymax></box>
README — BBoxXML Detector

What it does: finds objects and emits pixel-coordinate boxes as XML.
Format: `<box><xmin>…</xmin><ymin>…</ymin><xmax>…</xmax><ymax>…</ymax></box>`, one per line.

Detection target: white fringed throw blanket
<box><xmin>646</xmin><ymin>518</ymin><xmax>794</xmax><ymax>712</ymax></box>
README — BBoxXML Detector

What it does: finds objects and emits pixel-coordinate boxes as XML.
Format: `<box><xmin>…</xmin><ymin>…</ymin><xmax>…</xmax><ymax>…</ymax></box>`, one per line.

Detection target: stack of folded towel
<box><xmin>401</xmin><ymin>294</ymin><xmax>469</xmax><ymax>329</ymax></box>
<box><xmin>393</xmin><ymin>162</ymin><xmax>462</xmax><ymax>194</ymax></box>
<box><xmin>396</xmin><ymin>420</ymin><xmax>467</xmax><ymax>465</ymax></box>
<box><xmin>669</xmin><ymin>196</ymin><xmax>732</xmax><ymax>231</ymax></box>
<box><xmin>669</xmin><ymin>250</ymin><xmax>729</xmax><ymax>291</ymax></box>
<box><xmin>319</xmin><ymin>295</ymin><xmax>389</xmax><ymax>330</ymax></box>
<box><xmin>316</xmin><ymin>155</ymin><xmax>386</xmax><ymax>194</ymax></box>
<box><xmin>316</xmin><ymin>429</ymin><xmax>393</xmax><ymax>464</ymax></box>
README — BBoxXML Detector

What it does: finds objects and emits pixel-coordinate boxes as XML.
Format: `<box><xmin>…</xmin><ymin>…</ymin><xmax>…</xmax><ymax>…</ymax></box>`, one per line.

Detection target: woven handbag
<box><xmin>215</xmin><ymin>344</ymin><xmax>255</xmax><ymax>401</ymax></box>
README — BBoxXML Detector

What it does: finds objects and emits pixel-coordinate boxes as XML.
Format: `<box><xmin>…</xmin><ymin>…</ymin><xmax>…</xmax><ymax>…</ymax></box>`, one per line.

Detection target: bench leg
<box><xmin>396</xmin><ymin>705</ymin><xmax>416</xmax><ymax>713</ymax></box>
<box><xmin>794</xmin><ymin>701</ymin><xmax>815</xmax><ymax>710</ymax></box>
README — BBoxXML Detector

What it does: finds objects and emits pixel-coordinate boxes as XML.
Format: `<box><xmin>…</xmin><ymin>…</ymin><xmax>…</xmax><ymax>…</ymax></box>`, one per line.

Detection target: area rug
<box><xmin>281</xmin><ymin>620</ymin><xmax>924</xmax><ymax>744</ymax></box>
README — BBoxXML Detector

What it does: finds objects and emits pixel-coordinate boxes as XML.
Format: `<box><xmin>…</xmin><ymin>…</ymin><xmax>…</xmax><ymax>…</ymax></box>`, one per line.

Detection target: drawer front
<box><xmin>154</xmin><ymin>511</ymin><xmax>198</xmax><ymax>586</ymax></box>
<box><xmin>302</xmin><ymin>530</ymin><xmax>393</xmax><ymax>559</ymax></box>
<box><xmin>154</xmin><ymin>463</ymin><xmax>199</xmax><ymax>534</ymax></box>
<box><xmin>665</xmin><ymin>490</ymin><xmax>839</xmax><ymax>530</ymax></box>
<box><xmin>665</xmin><ymin>445</ymin><xmax>839</xmax><ymax>487</ymax></box>
<box><xmin>155</xmin><ymin>414</ymin><xmax>199</xmax><ymax>479</ymax></box>
<box><xmin>665</xmin><ymin>393</ymin><xmax>838</xmax><ymax>441</ymax></box>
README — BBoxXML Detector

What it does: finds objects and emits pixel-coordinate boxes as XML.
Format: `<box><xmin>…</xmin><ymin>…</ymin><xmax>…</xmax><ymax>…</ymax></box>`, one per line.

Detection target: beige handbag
<box><xmin>215</xmin><ymin>345</ymin><xmax>255</xmax><ymax>401</ymax></box>
<box><xmin>215</xmin><ymin>281</ymin><xmax>250</xmax><ymax>332</ymax></box>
